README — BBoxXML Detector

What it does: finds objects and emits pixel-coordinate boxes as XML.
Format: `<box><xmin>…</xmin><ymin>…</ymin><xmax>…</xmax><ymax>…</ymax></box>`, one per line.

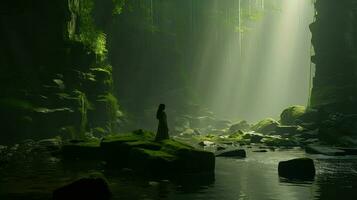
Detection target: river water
<box><xmin>1</xmin><ymin>148</ymin><xmax>357</xmax><ymax>200</ymax></box>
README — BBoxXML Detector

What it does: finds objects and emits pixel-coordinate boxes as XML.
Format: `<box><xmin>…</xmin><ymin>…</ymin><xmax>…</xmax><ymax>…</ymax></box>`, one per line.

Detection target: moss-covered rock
<box><xmin>261</xmin><ymin>136</ymin><xmax>298</xmax><ymax>147</ymax></box>
<box><xmin>62</xmin><ymin>130</ymin><xmax>215</xmax><ymax>175</ymax></box>
<box><xmin>61</xmin><ymin>140</ymin><xmax>102</xmax><ymax>160</ymax></box>
<box><xmin>280</xmin><ymin>105</ymin><xmax>306</xmax><ymax>125</ymax></box>
<box><xmin>252</xmin><ymin>118</ymin><xmax>280</xmax><ymax>134</ymax></box>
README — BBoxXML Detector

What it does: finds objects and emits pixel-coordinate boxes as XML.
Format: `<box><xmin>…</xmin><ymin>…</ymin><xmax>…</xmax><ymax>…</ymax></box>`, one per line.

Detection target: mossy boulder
<box><xmin>261</xmin><ymin>136</ymin><xmax>298</xmax><ymax>147</ymax></box>
<box><xmin>280</xmin><ymin>106</ymin><xmax>306</xmax><ymax>125</ymax></box>
<box><xmin>60</xmin><ymin>130</ymin><xmax>215</xmax><ymax>175</ymax></box>
<box><xmin>252</xmin><ymin>118</ymin><xmax>280</xmax><ymax>134</ymax></box>
<box><xmin>101</xmin><ymin>130</ymin><xmax>215</xmax><ymax>175</ymax></box>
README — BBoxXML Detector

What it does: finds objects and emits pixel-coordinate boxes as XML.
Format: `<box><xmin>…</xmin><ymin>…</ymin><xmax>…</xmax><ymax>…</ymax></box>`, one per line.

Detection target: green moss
<box><xmin>73</xmin><ymin>90</ymin><xmax>92</xmax><ymax>139</ymax></box>
<box><xmin>112</xmin><ymin>0</ymin><xmax>126</xmax><ymax>15</ymax></box>
<box><xmin>133</xmin><ymin>148</ymin><xmax>177</xmax><ymax>161</ymax></box>
<box><xmin>280</xmin><ymin>105</ymin><xmax>306</xmax><ymax>125</ymax></box>
<box><xmin>252</xmin><ymin>118</ymin><xmax>280</xmax><ymax>134</ymax></box>
<box><xmin>261</xmin><ymin>136</ymin><xmax>297</xmax><ymax>147</ymax></box>
<box><xmin>68</xmin><ymin>0</ymin><xmax>109</xmax><ymax>58</ymax></box>
<box><xmin>103</xmin><ymin>130</ymin><xmax>155</xmax><ymax>143</ymax></box>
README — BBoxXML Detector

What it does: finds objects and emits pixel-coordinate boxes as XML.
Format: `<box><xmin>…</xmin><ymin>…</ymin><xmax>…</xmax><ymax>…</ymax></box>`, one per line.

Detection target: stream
<box><xmin>1</xmin><ymin>148</ymin><xmax>357</xmax><ymax>200</ymax></box>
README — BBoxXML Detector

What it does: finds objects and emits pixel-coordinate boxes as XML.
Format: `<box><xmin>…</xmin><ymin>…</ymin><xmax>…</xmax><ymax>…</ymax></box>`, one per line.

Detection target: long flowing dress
<box><xmin>155</xmin><ymin>111</ymin><xmax>169</xmax><ymax>141</ymax></box>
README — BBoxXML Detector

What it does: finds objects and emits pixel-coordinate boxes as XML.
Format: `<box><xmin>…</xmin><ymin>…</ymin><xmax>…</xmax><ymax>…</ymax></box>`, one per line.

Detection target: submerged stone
<box><xmin>278</xmin><ymin>158</ymin><xmax>315</xmax><ymax>180</ymax></box>
<box><xmin>216</xmin><ymin>149</ymin><xmax>246</xmax><ymax>158</ymax></box>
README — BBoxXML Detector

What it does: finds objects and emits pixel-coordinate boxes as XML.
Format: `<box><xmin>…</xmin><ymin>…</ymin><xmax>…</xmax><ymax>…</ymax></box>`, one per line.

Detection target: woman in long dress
<box><xmin>155</xmin><ymin>104</ymin><xmax>169</xmax><ymax>141</ymax></box>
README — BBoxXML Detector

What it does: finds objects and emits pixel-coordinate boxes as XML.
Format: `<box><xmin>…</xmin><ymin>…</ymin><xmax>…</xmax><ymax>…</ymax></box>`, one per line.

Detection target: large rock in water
<box><xmin>280</xmin><ymin>105</ymin><xmax>306</xmax><ymax>125</ymax></box>
<box><xmin>216</xmin><ymin>149</ymin><xmax>246</xmax><ymax>158</ymax></box>
<box><xmin>278</xmin><ymin>158</ymin><xmax>315</xmax><ymax>180</ymax></box>
<box><xmin>53</xmin><ymin>177</ymin><xmax>111</xmax><ymax>200</ymax></box>
<box><xmin>252</xmin><ymin>118</ymin><xmax>280</xmax><ymax>134</ymax></box>
<box><xmin>100</xmin><ymin>130</ymin><xmax>215</xmax><ymax>175</ymax></box>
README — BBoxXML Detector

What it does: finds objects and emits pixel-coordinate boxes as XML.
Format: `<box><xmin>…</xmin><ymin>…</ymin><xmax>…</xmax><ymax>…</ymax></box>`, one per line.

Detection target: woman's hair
<box><xmin>156</xmin><ymin>104</ymin><xmax>166</xmax><ymax>119</ymax></box>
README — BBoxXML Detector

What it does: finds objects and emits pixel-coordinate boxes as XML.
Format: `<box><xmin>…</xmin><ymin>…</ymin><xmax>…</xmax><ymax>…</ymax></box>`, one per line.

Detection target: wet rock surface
<box><xmin>278</xmin><ymin>158</ymin><xmax>316</xmax><ymax>180</ymax></box>
<box><xmin>216</xmin><ymin>149</ymin><xmax>246</xmax><ymax>158</ymax></box>
<box><xmin>60</xmin><ymin>130</ymin><xmax>215</xmax><ymax>176</ymax></box>
<box><xmin>53</xmin><ymin>176</ymin><xmax>111</xmax><ymax>200</ymax></box>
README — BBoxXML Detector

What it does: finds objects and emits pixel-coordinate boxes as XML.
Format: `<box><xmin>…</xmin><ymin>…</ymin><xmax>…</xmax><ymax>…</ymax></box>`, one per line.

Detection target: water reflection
<box><xmin>1</xmin><ymin>149</ymin><xmax>357</xmax><ymax>200</ymax></box>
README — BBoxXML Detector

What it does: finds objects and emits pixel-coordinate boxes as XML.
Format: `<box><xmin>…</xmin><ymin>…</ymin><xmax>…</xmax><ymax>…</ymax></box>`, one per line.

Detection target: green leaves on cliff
<box><xmin>112</xmin><ymin>0</ymin><xmax>126</xmax><ymax>15</ymax></box>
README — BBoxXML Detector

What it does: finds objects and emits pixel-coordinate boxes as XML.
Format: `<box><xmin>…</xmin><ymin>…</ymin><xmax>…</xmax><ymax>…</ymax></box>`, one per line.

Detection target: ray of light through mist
<box><xmin>194</xmin><ymin>0</ymin><xmax>315</xmax><ymax>122</ymax></box>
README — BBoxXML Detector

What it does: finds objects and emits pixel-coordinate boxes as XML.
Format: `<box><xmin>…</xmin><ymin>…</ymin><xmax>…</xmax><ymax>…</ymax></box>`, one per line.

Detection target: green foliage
<box><xmin>74</xmin><ymin>90</ymin><xmax>92</xmax><ymax>138</ymax></box>
<box><xmin>70</xmin><ymin>0</ymin><xmax>108</xmax><ymax>58</ymax></box>
<box><xmin>98</xmin><ymin>93</ymin><xmax>121</xmax><ymax>118</ymax></box>
<box><xmin>112</xmin><ymin>0</ymin><xmax>126</xmax><ymax>15</ymax></box>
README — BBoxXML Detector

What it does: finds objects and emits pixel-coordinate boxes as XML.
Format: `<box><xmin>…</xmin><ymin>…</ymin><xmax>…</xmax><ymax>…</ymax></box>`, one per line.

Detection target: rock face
<box><xmin>278</xmin><ymin>158</ymin><xmax>316</xmax><ymax>180</ymax></box>
<box><xmin>0</xmin><ymin>0</ymin><xmax>122</xmax><ymax>143</ymax></box>
<box><xmin>310</xmin><ymin>0</ymin><xmax>357</xmax><ymax>115</ymax></box>
<box><xmin>53</xmin><ymin>177</ymin><xmax>111</xmax><ymax>200</ymax></box>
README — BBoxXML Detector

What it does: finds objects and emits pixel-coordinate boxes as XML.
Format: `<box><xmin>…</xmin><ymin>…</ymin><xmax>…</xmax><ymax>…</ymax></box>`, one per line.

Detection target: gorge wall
<box><xmin>310</xmin><ymin>0</ymin><xmax>357</xmax><ymax>114</ymax></box>
<box><xmin>0</xmin><ymin>0</ymin><xmax>122</xmax><ymax>143</ymax></box>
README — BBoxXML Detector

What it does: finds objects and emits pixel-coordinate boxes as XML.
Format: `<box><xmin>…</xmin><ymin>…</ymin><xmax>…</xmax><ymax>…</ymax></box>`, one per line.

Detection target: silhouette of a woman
<box><xmin>155</xmin><ymin>104</ymin><xmax>169</xmax><ymax>141</ymax></box>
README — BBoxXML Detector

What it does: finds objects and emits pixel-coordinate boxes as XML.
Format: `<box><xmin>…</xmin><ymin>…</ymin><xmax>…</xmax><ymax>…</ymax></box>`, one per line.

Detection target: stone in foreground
<box><xmin>101</xmin><ymin>130</ymin><xmax>215</xmax><ymax>175</ymax></box>
<box><xmin>53</xmin><ymin>177</ymin><xmax>111</xmax><ymax>200</ymax></box>
<box><xmin>278</xmin><ymin>158</ymin><xmax>315</xmax><ymax>180</ymax></box>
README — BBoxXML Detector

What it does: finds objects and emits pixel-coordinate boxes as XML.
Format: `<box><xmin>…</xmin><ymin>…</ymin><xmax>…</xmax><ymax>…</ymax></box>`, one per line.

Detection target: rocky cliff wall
<box><xmin>0</xmin><ymin>0</ymin><xmax>122</xmax><ymax>143</ymax></box>
<box><xmin>310</xmin><ymin>0</ymin><xmax>357</xmax><ymax>114</ymax></box>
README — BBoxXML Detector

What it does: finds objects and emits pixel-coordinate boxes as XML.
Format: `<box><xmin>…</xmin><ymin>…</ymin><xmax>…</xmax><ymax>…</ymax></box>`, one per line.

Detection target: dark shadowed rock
<box><xmin>253</xmin><ymin>149</ymin><xmax>268</xmax><ymax>153</ymax></box>
<box><xmin>53</xmin><ymin>177</ymin><xmax>111</xmax><ymax>200</ymax></box>
<box><xmin>37</xmin><ymin>138</ymin><xmax>62</xmax><ymax>151</ymax></box>
<box><xmin>216</xmin><ymin>149</ymin><xmax>246</xmax><ymax>158</ymax></box>
<box><xmin>278</xmin><ymin>158</ymin><xmax>315</xmax><ymax>180</ymax></box>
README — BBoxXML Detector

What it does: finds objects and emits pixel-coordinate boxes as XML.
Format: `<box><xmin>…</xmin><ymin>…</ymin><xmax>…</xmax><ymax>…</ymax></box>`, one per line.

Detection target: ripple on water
<box><xmin>1</xmin><ymin>149</ymin><xmax>357</xmax><ymax>200</ymax></box>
